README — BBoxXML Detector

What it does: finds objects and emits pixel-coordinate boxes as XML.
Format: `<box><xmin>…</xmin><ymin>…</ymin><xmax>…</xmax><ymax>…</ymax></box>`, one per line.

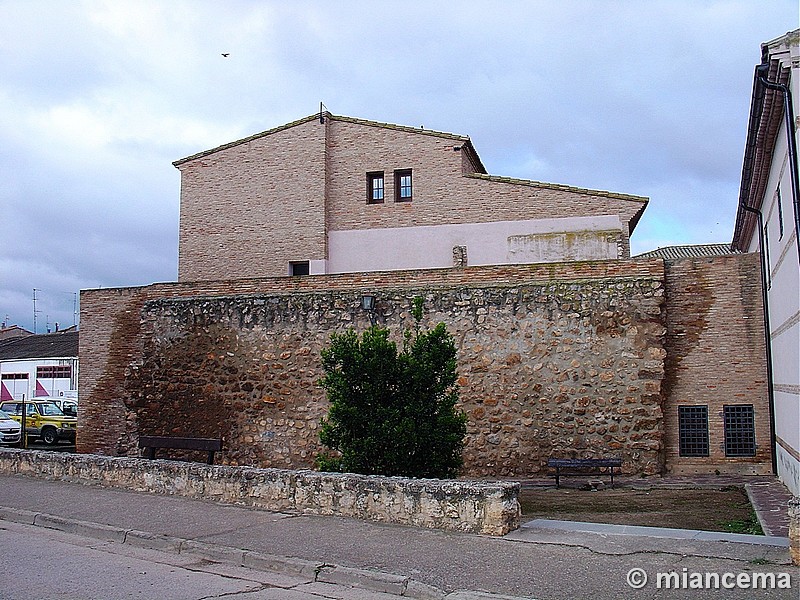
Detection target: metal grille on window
<box><xmin>724</xmin><ymin>405</ymin><xmax>756</xmax><ymax>457</ymax></box>
<box><xmin>678</xmin><ymin>405</ymin><xmax>709</xmax><ymax>457</ymax></box>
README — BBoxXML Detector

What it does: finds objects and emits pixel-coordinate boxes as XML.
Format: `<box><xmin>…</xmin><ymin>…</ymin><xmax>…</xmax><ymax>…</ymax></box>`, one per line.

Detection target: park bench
<box><xmin>138</xmin><ymin>436</ymin><xmax>223</xmax><ymax>465</ymax></box>
<box><xmin>547</xmin><ymin>457</ymin><xmax>622</xmax><ymax>488</ymax></box>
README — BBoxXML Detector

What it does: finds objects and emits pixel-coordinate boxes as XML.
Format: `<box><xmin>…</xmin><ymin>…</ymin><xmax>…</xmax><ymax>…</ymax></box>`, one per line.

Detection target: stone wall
<box><xmin>0</xmin><ymin>449</ymin><xmax>520</xmax><ymax>535</ymax></box>
<box><xmin>662</xmin><ymin>253</ymin><xmax>772</xmax><ymax>474</ymax></box>
<box><xmin>79</xmin><ymin>260</ymin><xmax>668</xmax><ymax>478</ymax></box>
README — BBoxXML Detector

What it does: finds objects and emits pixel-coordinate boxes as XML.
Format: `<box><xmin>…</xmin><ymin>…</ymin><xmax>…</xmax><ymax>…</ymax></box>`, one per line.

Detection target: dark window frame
<box><xmin>289</xmin><ymin>261</ymin><xmax>310</xmax><ymax>276</ymax></box>
<box><xmin>367</xmin><ymin>171</ymin><xmax>385</xmax><ymax>204</ymax></box>
<box><xmin>394</xmin><ymin>169</ymin><xmax>413</xmax><ymax>202</ymax></box>
<box><xmin>723</xmin><ymin>404</ymin><xmax>756</xmax><ymax>457</ymax></box>
<box><xmin>678</xmin><ymin>405</ymin><xmax>709</xmax><ymax>457</ymax></box>
<box><xmin>1</xmin><ymin>373</ymin><xmax>29</xmax><ymax>380</ymax></box>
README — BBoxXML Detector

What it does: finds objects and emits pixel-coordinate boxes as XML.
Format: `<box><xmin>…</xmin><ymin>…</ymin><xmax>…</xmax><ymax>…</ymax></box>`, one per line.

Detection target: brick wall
<box><xmin>79</xmin><ymin>260</ymin><xmax>668</xmax><ymax>478</ymax></box>
<box><xmin>176</xmin><ymin>118</ymin><xmax>327</xmax><ymax>282</ymax></box>
<box><xmin>662</xmin><ymin>253</ymin><xmax>772</xmax><ymax>474</ymax></box>
<box><xmin>325</xmin><ymin>119</ymin><xmax>645</xmax><ymax>244</ymax></box>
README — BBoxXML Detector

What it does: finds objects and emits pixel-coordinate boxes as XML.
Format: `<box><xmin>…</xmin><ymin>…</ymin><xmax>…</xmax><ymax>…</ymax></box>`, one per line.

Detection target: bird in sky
<box><xmin>221</xmin><ymin>53</ymin><xmax>230</xmax><ymax>57</ymax></box>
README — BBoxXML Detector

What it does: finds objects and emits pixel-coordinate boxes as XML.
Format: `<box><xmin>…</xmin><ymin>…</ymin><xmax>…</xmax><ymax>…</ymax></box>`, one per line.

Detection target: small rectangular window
<box><xmin>678</xmin><ymin>405</ymin><xmax>709</xmax><ymax>457</ymax></box>
<box><xmin>289</xmin><ymin>261</ymin><xmax>309</xmax><ymax>276</ymax></box>
<box><xmin>777</xmin><ymin>189</ymin><xmax>784</xmax><ymax>240</ymax></box>
<box><xmin>724</xmin><ymin>405</ymin><xmax>756</xmax><ymax>457</ymax></box>
<box><xmin>394</xmin><ymin>169</ymin><xmax>412</xmax><ymax>202</ymax></box>
<box><xmin>1</xmin><ymin>373</ymin><xmax>28</xmax><ymax>380</ymax></box>
<box><xmin>367</xmin><ymin>172</ymin><xmax>384</xmax><ymax>204</ymax></box>
<box><xmin>36</xmin><ymin>366</ymin><xmax>72</xmax><ymax>379</ymax></box>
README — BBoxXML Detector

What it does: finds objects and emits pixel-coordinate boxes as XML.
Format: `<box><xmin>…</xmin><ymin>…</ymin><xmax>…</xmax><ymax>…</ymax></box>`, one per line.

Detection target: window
<box><xmin>724</xmin><ymin>405</ymin><xmax>756</xmax><ymax>457</ymax></box>
<box><xmin>678</xmin><ymin>405</ymin><xmax>709</xmax><ymax>457</ymax></box>
<box><xmin>394</xmin><ymin>169</ymin><xmax>412</xmax><ymax>202</ymax></box>
<box><xmin>289</xmin><ymin>261</ymin><xmax>310</xmax><ymax>276</ymax></box>
<box><xmin>367</xmin><ymin>172</ymin><xmax>384</xmax><ymax>204</ymax></box>
<box><xmin>37</xmin><ymin>366</ymin><xmax>72</xmax><ymax>379</ymax></box>
<box><xmin>777</xmin><ymin>188</ymin><xmax>784</xmax><ymax>239</ymax></box>
<box><xmin>1</xmin><ymin>373</ymin><xmax>28</xmax><ymax>380</ymax></box>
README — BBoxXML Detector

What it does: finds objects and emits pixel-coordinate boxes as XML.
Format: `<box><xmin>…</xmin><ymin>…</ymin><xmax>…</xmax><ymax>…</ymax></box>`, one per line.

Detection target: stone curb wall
<box><xmin>0</xmin><ymin>449</ymin><xmax>520</xmax><ymax>536</ymax></box>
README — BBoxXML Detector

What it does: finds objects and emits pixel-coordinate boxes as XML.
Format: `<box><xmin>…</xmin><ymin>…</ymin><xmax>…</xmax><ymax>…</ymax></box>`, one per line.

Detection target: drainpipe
<box><xmin>740</xmin><ymin>203</ymin><xmax>778</xmax><ymax>474</ymax></box>
<box><xmin>756</xmin><ymin>64</ymin><xmax>800</xmax><ymax>266</ymax></box>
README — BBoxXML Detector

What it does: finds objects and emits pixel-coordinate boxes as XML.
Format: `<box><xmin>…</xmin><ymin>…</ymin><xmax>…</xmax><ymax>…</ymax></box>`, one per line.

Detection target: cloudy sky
<box><xmin>0</xmin><ymin>1</ymin><xmax>796</xmax><ymax>332</ymax></box>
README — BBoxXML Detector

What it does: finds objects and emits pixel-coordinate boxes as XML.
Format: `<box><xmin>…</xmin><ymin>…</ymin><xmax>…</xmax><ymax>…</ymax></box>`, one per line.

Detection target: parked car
<box><xmin>0</xmin><ymin>409</ymin><xmax>21</xmax><ymax>446</ymax></box>
<box><xmin>0</xmin><ymin>400</ymin><xmax>77</xmax><ymax>446</ymax></box>
<box><xmin>51</xmin><ymin>398</ymin><xmax>78</xmax><ymax>417</ymax></box>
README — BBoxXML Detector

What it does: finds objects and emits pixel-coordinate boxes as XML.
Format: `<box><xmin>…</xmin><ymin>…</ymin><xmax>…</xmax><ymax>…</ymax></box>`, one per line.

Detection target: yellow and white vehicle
<box><xmin>0</xmin><ymin>400</ymin><xmax>77</xmax><ymax>446</ymax></box>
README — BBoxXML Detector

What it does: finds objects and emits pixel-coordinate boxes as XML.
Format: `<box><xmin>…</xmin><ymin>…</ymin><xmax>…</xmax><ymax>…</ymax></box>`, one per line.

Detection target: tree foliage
<box><xmin>316</xmin><ymin>298</ymin><xmax>467</xmax><ymax>479</ymax></box>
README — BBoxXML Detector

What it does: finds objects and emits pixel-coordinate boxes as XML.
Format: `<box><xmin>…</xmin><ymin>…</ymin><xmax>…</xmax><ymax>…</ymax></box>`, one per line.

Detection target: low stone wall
<box><xmin>0</xmin><ymin>449</ymin><xmax>520</xmax><ymax>536</ymax></box>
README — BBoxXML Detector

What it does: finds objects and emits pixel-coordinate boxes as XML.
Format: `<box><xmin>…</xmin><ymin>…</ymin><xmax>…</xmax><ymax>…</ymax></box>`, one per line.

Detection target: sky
<box><xmin>0</xmin><ymin>1</ymin><xmax>797</xmax><ymax>333</ymax></box>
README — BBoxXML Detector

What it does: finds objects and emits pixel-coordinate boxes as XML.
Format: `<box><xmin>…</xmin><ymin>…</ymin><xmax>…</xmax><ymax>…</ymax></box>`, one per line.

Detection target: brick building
<box><xmin>174</xmin><ymin>113</ymin><xmax>647</xmax><ymax>281</ymax></box>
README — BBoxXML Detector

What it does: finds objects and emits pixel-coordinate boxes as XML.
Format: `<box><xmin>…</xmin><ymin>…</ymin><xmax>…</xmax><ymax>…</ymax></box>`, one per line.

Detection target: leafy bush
<box><xmin>316</xmin><ymin>298</ymin><xmax>467</xmax><ymax>479</ymax></box>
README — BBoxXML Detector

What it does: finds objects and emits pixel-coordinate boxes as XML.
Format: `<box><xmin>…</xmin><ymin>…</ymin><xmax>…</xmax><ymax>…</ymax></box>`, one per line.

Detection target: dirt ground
<box><xmin>519</xmin><ymin>485</ymin><xmax>763</xmax><ymax>534</ymax></box>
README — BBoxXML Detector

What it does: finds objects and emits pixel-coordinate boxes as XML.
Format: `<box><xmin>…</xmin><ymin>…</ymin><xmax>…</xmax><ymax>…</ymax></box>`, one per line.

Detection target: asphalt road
<box><xmin>0</xmin><ymin>520</ymin><xmax>408</xmax><ymax>600</ymax></box>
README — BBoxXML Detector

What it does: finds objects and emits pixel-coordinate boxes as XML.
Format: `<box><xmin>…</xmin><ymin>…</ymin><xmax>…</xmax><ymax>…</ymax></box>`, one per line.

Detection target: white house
<box><xmin>732</xmin><ymin>29</ymin><xmax>800</xmax><ymax>496</ymax></box>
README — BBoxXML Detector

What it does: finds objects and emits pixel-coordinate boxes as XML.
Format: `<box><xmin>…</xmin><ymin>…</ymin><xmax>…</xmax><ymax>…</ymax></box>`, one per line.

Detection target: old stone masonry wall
<box><xmin>113</xmin><ymin>266</ymin><xmax>666</xmax><ymax>478</ymax></box>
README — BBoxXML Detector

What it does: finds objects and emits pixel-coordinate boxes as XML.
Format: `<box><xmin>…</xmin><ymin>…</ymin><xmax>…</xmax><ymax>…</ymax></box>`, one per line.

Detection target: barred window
<box><xmin>37</xmin><ymin>366</ymin><xmax>72</xmax><ymax>379</ymax></box>
<box><xmin>678</xmin><ymin>405</ymin><xmax>709</xmax><ymax>457</ymax></box>
<box><xmin>1</xmin><ymin>373</ymin><xmax>28</xmax><ymax>380</ymax></box>
<box><xmin>724</xmin><ymin>405</ymin><xmax>756</xmax><ymax>457</ymax></box>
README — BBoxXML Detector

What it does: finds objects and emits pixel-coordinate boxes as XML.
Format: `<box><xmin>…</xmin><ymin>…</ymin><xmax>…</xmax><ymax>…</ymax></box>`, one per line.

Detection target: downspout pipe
<box><xmin>756</xmin><ymin>63</ymin><xmax>800</xmax><ymax>266</ymax></box>
<box><xmin>741</xmin><ymin>203</ymin><xmax>778</xmax><ymax>474</ymax></box>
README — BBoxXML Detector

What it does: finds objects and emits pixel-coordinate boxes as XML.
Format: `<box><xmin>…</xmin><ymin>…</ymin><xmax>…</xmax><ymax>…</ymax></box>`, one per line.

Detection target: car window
<box><xmin>26</xmin><ymin>404</ymin><xmax>37</xmax><ymax>416</ymax></box>
<box><xmin>37</xmin><ymin>402</ymin><xmax>64</xmax><ymax>416</ymax></box>
<box><xmin>0</xmin><ymin>403</ymin><xmax>19</xmax><ymax>414</ymax></box>
<box><xmin>0</xmin><ymin>409</ymin><xmax>12</xmax><ymax>419</ymax></box>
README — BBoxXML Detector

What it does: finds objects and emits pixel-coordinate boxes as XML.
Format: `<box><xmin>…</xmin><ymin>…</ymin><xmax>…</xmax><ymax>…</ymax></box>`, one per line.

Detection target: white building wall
<box><xmin>327</xmin><ymin>215</ymin><xmax>624</xmax><ymax>274</ymax></box>
<box><xmin>756</xmin><ymin>70</ymin><xmax>800</xmax><ymax>495</ymax></box>
<box><xmin>0</xmin><ymin>358</ymin><xmax>78</xmax><ymax>401</ymax></box>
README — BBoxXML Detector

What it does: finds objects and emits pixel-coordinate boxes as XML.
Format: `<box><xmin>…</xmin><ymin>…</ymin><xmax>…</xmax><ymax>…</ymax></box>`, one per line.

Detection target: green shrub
<box><xmin>317</xmin><ymin>297</ymin><xmax>467</xmax><ymax>479</ymax></box>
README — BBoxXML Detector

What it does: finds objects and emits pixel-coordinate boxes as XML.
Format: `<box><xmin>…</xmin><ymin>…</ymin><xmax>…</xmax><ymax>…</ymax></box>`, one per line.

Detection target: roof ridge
<box><xmin>173</xmin><ymin>113</ymin><xmax>473</xmax><ymax>167</ymax></box>
<box><xmin>465</xmin><ymin>172</ymin><xmax>648</xmax><ymax>203</ymax></box>
<box><xmin>328</xmin><ymin>114</ymin><xmax>470</xmax><ymax>141</ymax></box>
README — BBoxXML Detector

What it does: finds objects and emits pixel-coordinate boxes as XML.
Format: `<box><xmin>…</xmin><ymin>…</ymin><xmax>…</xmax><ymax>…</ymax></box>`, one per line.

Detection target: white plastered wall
<box><xmin>326</xmin><ymin>215</ymin><xmax>624</xmax><ymax>274</ymax></box>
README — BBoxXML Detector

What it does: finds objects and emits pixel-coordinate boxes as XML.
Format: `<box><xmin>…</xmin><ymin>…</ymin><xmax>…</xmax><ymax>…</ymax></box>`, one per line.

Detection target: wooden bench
<box><xmin>139</xmin><ymin>436</ymin><xmax>223</xmax><ymax>465</ymax></box>
<box><xmin>547</xmin><ymin>458</ymin><xmax>622</xmax><ymax>488</ymax></box>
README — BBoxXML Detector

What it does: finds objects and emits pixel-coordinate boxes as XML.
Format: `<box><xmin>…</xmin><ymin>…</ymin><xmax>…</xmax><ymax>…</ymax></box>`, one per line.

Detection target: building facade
<box><xmin>174</xmin><ymin>114</ymin><xmax>647</xmax><ymax>281</ymax></box>
<box><xmin>0</xmin><ymin>330</ymin><xmax>79</xmax><ymax>402</ymax></box>
<box><xmin>732</xmin><ymin>29</ymin><xmax>800</xmax><ymax>496</ymax></box>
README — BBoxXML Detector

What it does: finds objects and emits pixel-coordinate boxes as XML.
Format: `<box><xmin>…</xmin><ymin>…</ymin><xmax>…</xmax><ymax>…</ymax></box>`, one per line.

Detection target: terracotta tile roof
<box><xmin>634</xmin><ymin>243</ymin><xmax>738</xmax><ymax>260</ymax></box>
<box><xmin>0</xmin><ymin>330</ymin><xmax>78</xmax><ymax>360</ymax></box>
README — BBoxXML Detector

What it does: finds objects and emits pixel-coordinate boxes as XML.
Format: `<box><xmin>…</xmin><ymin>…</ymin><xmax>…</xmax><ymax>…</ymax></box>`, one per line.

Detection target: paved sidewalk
<box><xmin>0</xmin><ymin>474</ymin><xmax>796</xmax><ymax>599</ymax></box>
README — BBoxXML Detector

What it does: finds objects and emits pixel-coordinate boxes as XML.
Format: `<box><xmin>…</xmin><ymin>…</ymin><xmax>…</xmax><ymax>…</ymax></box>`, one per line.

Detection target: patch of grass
<box><xmin>718</xmin><ymin>509</ymin><xmax>764</xmax><ymax>536</ymax></box>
